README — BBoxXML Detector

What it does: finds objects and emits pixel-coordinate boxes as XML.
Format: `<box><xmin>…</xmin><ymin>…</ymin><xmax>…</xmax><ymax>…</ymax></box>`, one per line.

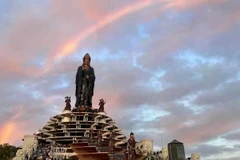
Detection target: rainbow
<box><xmin>0</xmin><ymin>122</ymin><xmax>15</xmax><ymax>144</ymax></box>
<box><xmin>42</xmin><ymin>0</ymin><xmax>159</xmax><ymax>74</ymax></box>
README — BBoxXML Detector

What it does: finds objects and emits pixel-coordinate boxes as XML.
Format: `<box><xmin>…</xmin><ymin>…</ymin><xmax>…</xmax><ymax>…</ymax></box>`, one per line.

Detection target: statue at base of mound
<box><xmin>127</xmin><ymin>132</ymin><xmax>136</xmax><ymax>160</ymax></box>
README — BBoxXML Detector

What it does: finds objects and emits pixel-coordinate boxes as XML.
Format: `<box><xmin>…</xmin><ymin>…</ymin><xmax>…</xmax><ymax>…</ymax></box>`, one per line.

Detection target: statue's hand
<box><xmin>86</xmin><ymin>75</ymin><xmax>89</xmax><ymax>79</ymax></box>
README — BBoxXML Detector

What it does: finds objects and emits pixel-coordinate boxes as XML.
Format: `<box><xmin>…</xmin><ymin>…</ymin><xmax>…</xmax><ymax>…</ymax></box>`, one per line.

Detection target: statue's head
<box><xmin>130</xmin><ymin>132</ymin><xmax>134</xmax><ymax>138</ymax></box>
<box><xmin>83</xmin><ymin>53</ymin><xmax>91</xmax><ymax>65</ymax></box>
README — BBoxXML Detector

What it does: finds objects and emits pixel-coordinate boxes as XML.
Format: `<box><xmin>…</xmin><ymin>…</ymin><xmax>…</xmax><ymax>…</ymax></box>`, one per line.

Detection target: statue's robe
<box><xmin>75</xmin><ymin>66</ymin><xmax>95</xmax><ymax>107</ymax></box>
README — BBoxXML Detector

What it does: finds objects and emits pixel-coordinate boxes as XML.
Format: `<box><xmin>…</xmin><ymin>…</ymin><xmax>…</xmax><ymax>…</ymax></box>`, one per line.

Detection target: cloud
<box><xmin>222</xmin><ymin>130</ymin><xmax>240</xmax><ymax>141</ymax></box>
<box><xmin>1</xmin><ymin>1</ymin><xmax>240</xmax><ymax>159</ymax></box>
<box><xmin>187</xmin><ymin>143</ymin><xmax>238</xmax><ymax>158</ymax></box>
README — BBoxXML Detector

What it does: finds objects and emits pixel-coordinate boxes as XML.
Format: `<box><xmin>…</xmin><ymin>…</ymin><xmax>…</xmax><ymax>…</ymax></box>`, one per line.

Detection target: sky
<box><xmin>0</xmin><ymin>0</ymin><xmax>240</xmax><ymax>159</ymax></box>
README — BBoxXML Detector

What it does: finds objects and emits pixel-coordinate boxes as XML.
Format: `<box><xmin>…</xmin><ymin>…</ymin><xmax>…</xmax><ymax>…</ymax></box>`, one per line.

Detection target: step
<box><xmin>70</xmin><ymin>142</ymin><xmax>89</xmax><ymax>147</ymax></box>
<box><xmin>77</xmin><ymin>152</ymin><xmax>109</xmax><ymax>160</ymax></box>
<box><xmin>73</xmin><ymin>146</ymin><xmax>98</xmax><ymax>153</ymax></box>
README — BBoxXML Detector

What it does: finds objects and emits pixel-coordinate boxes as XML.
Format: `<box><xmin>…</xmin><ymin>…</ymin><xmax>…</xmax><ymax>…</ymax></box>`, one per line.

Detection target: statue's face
<box><xmin>84</xmin><ymin>58</ymin><xmax>90</xmax><ymax>65</ymax></box>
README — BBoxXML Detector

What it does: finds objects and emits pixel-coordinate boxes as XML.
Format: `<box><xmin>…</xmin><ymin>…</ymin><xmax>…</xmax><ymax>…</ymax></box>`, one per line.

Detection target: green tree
<box><xmin>0</xmin><ymin>143</ymin><xmax>20</xmax><ymax>160</ymax></box>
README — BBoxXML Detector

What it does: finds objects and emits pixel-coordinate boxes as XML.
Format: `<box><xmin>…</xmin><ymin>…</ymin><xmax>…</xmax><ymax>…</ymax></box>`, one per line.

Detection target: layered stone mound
<box><xmin>38</xmin><ymin>110</ymin><xmax>127</xmax><ymax>147</ymax></box>
<box><xmin>36</xmin><ymin>109</ymin><xmax>152</xmax><ymax>160</ymax></box>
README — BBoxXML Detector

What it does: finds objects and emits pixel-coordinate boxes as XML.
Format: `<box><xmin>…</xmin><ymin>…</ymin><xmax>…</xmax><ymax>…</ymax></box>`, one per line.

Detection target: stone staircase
<box><xmin>70</xmin><ymin>142</ymin><xmax>126</xmax><ymax>160</ymax></box>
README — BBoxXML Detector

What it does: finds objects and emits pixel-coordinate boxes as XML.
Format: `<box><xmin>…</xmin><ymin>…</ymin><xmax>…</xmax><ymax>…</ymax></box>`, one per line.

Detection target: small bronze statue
<box><xmin>97</xmin><ymin>130</ymin><xmax>102</xmax><ymax>146</ymax></box>
<box><xmin>64</xmin><ymin>96</ymin><xmax>71</xmax><ymax>111</ymax></box>
<box><xmin>108</xmin><ymin>130</ymin><xmax>115</xmax><ymax>154</ymax></box>
<box><xmin>98</xmin><ymin>98</ymin><xmax>106</xmax><ymax>112</ymax></box>
<box><xmin>89</xmin><ymin>128</ymin><xmax>94</xmax><ymax>143</ymax></box>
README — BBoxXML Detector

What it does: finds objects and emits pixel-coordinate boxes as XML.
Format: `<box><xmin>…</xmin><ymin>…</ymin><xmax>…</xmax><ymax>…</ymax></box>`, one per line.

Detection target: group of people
<box><xmin>26</xmin><ymin>143</ymin><xmax>71</xmax><ymax>160</ymax></box>
<box><xmin>51</xmin><ymin>144</ymin><xmax>69</xmax><ymax>153</ymax></box>
<box><xmin>25</xmin><ymin>143</ymin><xmax>51</xmax><ymax>160</ymax></box>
